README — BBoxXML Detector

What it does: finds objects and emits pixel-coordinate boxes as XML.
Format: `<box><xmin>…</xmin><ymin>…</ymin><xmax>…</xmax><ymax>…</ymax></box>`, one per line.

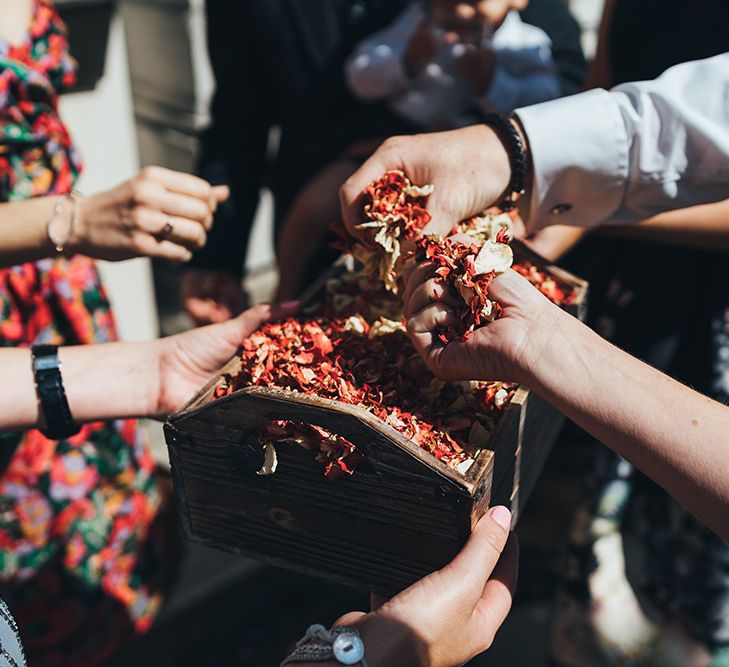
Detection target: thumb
<box><xmin>217</xmin><ymin>300</ymin><xmax>300</xmax><ymax>344</ymax></box>
<box><xmin>209</xmin><ymin>185</ymin><xmax>230</xmax><ymax>213</ymax></box>
<box><xmin>437</xmin><ymin>506</ymin><xmax>512</xmax><ymax>606</ymax></box>
<box><xmin>212</xmin><ymin>184</ymin><xmax>230</xmax><ymax>203</ymax></box>
<box><xmin>211</xmin><ymin>303</ymin><xmax>273</xmax><ymax>347</ymax></box>
<box><xmin>422</xmin><ymin>207</ymin><xmax>458</xmax><ymax>239</ymax></box>
<box><xmin>336</xmin><ymin>611</ymin><xmax>367</xmax><ymax>627</ymax></box>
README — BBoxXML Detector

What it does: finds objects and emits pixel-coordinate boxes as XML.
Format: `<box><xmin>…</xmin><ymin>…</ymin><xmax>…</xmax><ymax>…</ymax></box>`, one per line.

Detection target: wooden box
<box><xmin>165</xmin><ymin>244</ymin><xmax>587</xmax><ymax>593</ymax></box>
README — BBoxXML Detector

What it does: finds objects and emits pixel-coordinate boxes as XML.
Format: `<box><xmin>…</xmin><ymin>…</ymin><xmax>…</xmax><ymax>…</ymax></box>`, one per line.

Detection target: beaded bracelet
<box><xmin>280</xmin><ymin>625</ymin><xmax>368</xmax><ymax>666</ymax></box>
<box><xmin>482</xmin><ymin>113</ymin><xmax>527</xmax><ymax>212</ymax></box>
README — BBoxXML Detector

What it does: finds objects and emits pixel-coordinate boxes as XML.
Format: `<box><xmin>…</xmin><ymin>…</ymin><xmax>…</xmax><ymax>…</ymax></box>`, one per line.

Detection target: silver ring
<box><xmin>160</xmin><ymin>217</ymin><xmax>175</xmax><ymax>238</ymax></box>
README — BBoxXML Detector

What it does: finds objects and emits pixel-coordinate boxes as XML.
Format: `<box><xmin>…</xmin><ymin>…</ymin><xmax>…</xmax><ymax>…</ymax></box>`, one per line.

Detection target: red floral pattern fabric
<box><xmin>0</xmin><ymin>2</ymin><xmax>164</xmax><ymax>664</ymax></box>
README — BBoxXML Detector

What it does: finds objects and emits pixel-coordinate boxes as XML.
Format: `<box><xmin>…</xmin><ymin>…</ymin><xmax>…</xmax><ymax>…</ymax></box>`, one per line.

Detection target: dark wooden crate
<box><xmin>165</xmin><ymin>245</ymin><xmax>588</xmax><ymax>593</ymax></box>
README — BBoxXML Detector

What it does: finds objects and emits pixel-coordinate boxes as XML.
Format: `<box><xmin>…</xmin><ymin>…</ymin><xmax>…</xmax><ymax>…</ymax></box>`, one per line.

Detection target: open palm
<box><xmin>153</xmin><ymin>303</ymin><xmax>296</xmax><ymax>418</ymax></box>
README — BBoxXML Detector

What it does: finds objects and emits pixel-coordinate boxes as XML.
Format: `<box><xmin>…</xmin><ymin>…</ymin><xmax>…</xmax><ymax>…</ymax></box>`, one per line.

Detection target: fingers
<box><xmin>339</xmin><ymin>136</ymin><xmax>409</xmax><ymax>241</ymax></box>
<box><xmin>487</xmin><ymin>269</ymin><xmax>545</xmax><ymax>310</ymax></box>
<box><xmin>218</xmin><ymin>300</ymin><xmax>300</xmax><ymax>345</ymax></box>
<box><xmin>133</xmin><ymin>166</ymin><xmax>221</xmax><ymax>230</ymax></box>
<box><xmin>184</xmin><ymin>296</ymin><xmax>231</xmax><ymax>325</ymax></box>
<box><xmin>154</xmin><ymin>189</ymin><xmax>213</xmax><ymax>229</ymax></box>
<box><xmin>223</xmin><ymin>303</ymin><xmax>274</xmax><ymax>340</ymax></box>
<box><xmin>134</xmin><ymin>235</ymin><xmax>193</xmax><ymax>263</ymax></box>
<box><xmin>211</xmin><ymin>185</ymin><xmax>230</xmax><ymax>208</ymax></box>
<box><xmin>471</xmin><ymin>531</ymin><xmax>519</xmax><ymax>652</ymax></box>
<box><xmin>404</xmin><ymin>276</ymin><xmax>461</xmax><ymax>319</ymax></box>
<box><xmin>148</xmin><ymin>210</ymin><xmax>208</xmax><ymax>249</ymax></box>
<box><xmin>336</xmin><ymin>611</ymin><xmax>367</xmax><ymax>627</ymax></box>
<box><xmin>143</xmin><ymin>166</ymin><xmax>214</xmax><ymax>203</ymax></box>
<box><xmin>127</xmin><ymin>209</ymin><xmax>207</xmax><ymax>259</ymax></box>
<box><xmin>269</xmin><ymin>300</ymin><xmax>300</xmax><ymax>320</ymax></box>
<box><xmin>370</xmin><ymin>593</ymin><xmax>390</xmax><ymax>611</ymax></box>
<box><xmin>405</xmin><ymin>303</ymin><xmax>465</xmax><ymax>381</ymax></box>
<box><xmin>402</xmin><ymin>260</ymin><xmax>435</xmax><ymax>305</ymax></box>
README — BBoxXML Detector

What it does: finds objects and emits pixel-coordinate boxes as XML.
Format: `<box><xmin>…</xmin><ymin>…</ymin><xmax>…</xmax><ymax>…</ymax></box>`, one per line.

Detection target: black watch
<box><xmin>482</xmin><ymin>113</ymin><xmax>528</xmax><ymax>211</ymax></box>
<box><xmin>31</xmin><ymin>345</ymin><xmax>80</xmax><ymax>440</ymax></box>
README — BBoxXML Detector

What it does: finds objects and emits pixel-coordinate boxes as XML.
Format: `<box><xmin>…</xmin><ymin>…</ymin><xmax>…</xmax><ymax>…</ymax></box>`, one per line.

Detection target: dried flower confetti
<box><xmin>215</xmin><ymin>310</ymin><xmax>516</xmax><ymax>478</ymax></box>
<box><xmin>215</xmin><ymin>172</ymin><xmax>576</xmax><ymax>478</ymax></box>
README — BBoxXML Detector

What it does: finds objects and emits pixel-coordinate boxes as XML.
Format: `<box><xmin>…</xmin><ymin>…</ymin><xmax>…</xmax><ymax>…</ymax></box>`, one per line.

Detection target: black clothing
<box><xmin>191</xmin><ymin>0</ymin><xmax>409</xmax><ymax>276</ymax></box>
<box><xmin>609</xmin><ymin>0</ymin><xmax>729</xmax><ymax>85</ymax></box>
<box><xmin>191</xmin><ymin>0</ymin><xmax>586</xmax><ymax>279</ymax></box>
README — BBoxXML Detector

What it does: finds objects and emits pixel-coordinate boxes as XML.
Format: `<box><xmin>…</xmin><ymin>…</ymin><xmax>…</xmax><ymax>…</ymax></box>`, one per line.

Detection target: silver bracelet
<box><xmin>46</xmin><ymin>190</ymin><xmax>81</xmax><ymax>255</ymax></box>
<box><xmin>280</xmin><ymin>625</ymin><xmax>368</xmax><ymax>666</ymax></box>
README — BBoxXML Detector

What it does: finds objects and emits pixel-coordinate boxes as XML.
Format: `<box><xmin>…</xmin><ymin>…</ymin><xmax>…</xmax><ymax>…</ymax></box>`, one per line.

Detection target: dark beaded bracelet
<box><xmin>482</xmin><ymin>113</ymin><xmax>528</xmax><ymax>211</ymax></box>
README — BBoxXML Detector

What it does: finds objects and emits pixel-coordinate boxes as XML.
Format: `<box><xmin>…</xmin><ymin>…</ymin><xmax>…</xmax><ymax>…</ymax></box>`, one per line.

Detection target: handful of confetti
<box><xmin>336</xmin><ymin>170</ymin><xmax>516</xmax><ymax>342</ymax></box>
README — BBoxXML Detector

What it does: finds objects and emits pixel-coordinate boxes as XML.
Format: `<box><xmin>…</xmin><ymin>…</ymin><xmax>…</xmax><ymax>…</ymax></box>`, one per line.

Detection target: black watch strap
<box><xmin>482</xmin><ymin>113</ymin><xmax>527</xmax><ymax>211</ymax></box>
<box><xmin>31</xmin><ymin>345</ymin><xmax>80</xmax><ymax>440</ymax></box>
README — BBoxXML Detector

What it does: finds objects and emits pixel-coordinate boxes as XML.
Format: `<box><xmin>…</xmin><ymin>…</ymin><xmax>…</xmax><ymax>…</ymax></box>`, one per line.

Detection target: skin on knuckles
<box><xmin>66</xmin><ymin>166</ymin><xmax>223</xmax><ymax>261</ymax></box>
<box><xmin>404</xmin><ymin>278</ymin><xmax>461</xmax><ymax>320</ymax></box>
<box><xmin>341</xmin><ymin>127</ymin><xmax>513</xmax><ymax>244</ymax></box>
<box><xmin>403</xmin><ymin>269</ymin><xmax>553</xmax><ymax>383</ymax></box>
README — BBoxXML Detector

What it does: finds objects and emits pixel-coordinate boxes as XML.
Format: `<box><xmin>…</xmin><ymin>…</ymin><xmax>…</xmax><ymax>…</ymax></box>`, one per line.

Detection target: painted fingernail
<box><xmin>489</xmin><ymin>505</ymin><xmax>512</xmax><ymax>530</ymax></box>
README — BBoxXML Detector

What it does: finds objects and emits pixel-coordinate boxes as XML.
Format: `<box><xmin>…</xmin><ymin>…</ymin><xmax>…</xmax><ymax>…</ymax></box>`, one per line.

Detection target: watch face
<box><xmin>332</xmin><ymin>632</ymin><xmax>365</xmax><ymax>665</ymax></box>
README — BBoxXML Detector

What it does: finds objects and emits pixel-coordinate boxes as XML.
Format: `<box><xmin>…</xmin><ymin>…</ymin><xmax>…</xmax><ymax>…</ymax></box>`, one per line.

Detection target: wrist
<box><xmin>144</xmin><ymin>339</ymin><xmax>165</xmax><ymax>420</ymax></box>
<box><xmin>68</xmin><ymin>192</ymin><xmax>97</xmax><ymax>254</ymax></box>
<box><xmin>59</xmin><ymin>341</ymin><xmax>160</xmax><ymax>423</ymax></box>
<box><xmin>509</xmin><ymin>115</ymin><xmax>533</xmax><ymax>224</ymax></box>
<box><xmin>481</xmin><ymin>114</ymin><xmax>527</xmax><ymax>212</ymax></box>
<box><xmin>468</xmin><ymin>124</ymin><xmax>511</xmax><ymax>212</ymax></box>
<box><xmin>341</xmin><ymin>613</ymin><xmax>425</xmax><ymax>667</ymax></box>
<box><xmin>517</xmin><ymin>304</ymin><xmax>578</xmax><ymax>392</ymax></box>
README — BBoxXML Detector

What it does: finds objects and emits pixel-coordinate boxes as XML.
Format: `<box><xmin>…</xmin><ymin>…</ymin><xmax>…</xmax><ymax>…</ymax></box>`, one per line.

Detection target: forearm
<box><xmin>522</xmin><ymin>225</ymin><xmax>589</xmax><ymax>262</ymax></box>
<box><xmin>0</xmin><ymin>198</ymin><xmax>59</xmax><ymax>267</ymax></box>
<box><xmin>1</xmin><ymin>343</ymin><xmax>157</xmax><ymax>432</ymax></box>
<box><xmin>597</xmin><ymin>199</ymin><xmax>729</xmax><ymax>250</ymax></box>
<box><xmin>524</xmin><ymin>307</ymin><xmax>729</xmax><ymax>539</ymax></box>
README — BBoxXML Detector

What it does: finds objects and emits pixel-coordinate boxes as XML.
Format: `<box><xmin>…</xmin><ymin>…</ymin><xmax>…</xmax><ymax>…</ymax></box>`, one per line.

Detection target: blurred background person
<box><xmin>274</xmin><ymin>0</ymin><xmax>585</xmax><ymax>301</ymax></box>
<box><xmin>0</xmin><ymin>1</ymin><xmax>224</xmax><ymax>664</ymax></box>
<box><xmin>182</xmin><ymin>0</ymin><xmax>585</xmax><ymax>312</ymax></box>
<box><xmin>180</xmin><ymin>0</ymin><xmax>412</xmax><ymax>324</ymax></box>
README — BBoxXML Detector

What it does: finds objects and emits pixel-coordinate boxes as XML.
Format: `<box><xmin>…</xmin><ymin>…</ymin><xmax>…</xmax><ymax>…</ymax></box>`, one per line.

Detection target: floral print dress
<box><xmin>0</xmin><ymin>2</ymin><xmax>165</xmax><ymax>664</ymax></box>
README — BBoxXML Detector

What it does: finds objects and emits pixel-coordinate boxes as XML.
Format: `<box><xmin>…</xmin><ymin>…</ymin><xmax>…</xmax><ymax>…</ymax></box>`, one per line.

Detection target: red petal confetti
<box><xmin>413</xmin><ymin>235</ymin><xmax>503</xmax><ymax>343</ymax></box>
<box><xmin>332</xmin><ymin>170</ymin><xmax>433</xmax><ymax>292</ymax></box>
<box><xmin>512</xmin><ymin>260</ymin><xmax>576</xmax><ymax>306</ymax></box>
<box><xmin>215</xmin><ymin>306</ymin><xmax>515</xmax><ymax>478</ymax></box>
<box><xmin>214</xmin><ymin>172</ymin><xmax>576</xmax><ymax>478</ymax></box>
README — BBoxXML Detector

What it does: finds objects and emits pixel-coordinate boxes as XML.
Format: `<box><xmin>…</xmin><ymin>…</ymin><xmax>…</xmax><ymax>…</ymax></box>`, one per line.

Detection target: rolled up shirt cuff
<box><xmin>515</xmin><ymin>89</ymin><xmax>628</xmax><ymax>232</ymax></box>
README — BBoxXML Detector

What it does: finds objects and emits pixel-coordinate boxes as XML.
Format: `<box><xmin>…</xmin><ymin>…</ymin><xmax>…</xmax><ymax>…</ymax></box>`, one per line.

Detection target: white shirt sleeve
<box><xmin>345</xmin><ymin>4</ymin><xmax>423</xmax><ymax>102</ymax></box>
<box><xmin>515</xmin><ymin>53</ymin><xmax>729</xmax><ymax>231</ymax></box>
